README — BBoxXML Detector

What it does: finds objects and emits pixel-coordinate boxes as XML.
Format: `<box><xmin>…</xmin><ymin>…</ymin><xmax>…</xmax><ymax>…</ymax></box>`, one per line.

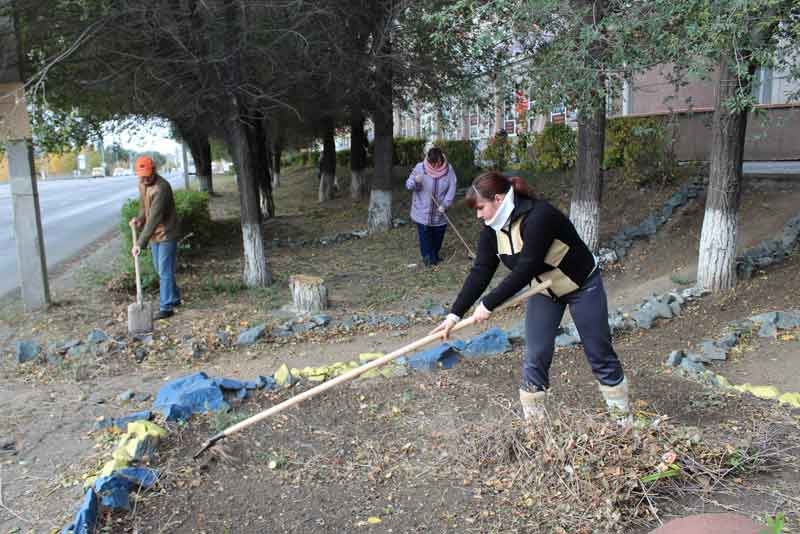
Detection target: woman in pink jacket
<box><xmin>405</xmin><ymin>147</ymin><xmax>458</xmax><ymax>266</ymax></box>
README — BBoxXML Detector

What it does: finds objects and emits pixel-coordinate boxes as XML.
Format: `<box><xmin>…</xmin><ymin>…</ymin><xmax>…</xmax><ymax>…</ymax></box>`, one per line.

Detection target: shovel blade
<box><xmin>128</xmin><ymin>301</ymin><xmax>154</xmax><ymax>334</ymax></box>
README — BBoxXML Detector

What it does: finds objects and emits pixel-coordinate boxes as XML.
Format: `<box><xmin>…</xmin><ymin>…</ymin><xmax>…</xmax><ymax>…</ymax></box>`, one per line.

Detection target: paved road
<box><xmin>743</xmin><ymin>161</ymin><xmax>800</xmax><ymax>174</ymax></box>
<box><xmin>0</xmin><ymin>173</ymin><xmax>184</xmax><ymax>298</ymax></box>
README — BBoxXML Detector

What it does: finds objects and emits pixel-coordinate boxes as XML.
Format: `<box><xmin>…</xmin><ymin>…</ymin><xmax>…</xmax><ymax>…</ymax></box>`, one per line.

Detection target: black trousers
<box><xmin>522</xmin><ymin>269</ymin><xmax>624</xmax><ymax>390</ymax></box>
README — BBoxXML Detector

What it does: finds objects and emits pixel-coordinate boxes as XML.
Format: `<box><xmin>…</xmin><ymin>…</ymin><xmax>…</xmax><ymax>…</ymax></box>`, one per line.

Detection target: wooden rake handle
<box><xmin>428</xmin><ymin>193</ymin><xmax>476</xmax><ymax>259</ymax></box>
<box><xmin>194</xmin><ymin>279</ymin><xmax>553</xmax><ymax>458</ymax></box>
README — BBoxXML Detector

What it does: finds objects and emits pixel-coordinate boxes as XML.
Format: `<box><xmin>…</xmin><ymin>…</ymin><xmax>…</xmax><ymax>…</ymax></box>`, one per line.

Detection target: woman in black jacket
<box><xmin>431</xmin><ymin>171</ymin><xmax>630</xmax><ymax>424</ymax></box>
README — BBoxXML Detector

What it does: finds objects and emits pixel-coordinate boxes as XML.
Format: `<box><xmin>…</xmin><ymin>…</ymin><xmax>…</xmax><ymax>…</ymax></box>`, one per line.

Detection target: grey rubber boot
<box><xmin>598</xmin><ymin>377</ymin><xmax>632</xmax><ymax>426</ymax></box>
<box><xmin>519</xmin><ymin>389</ymin><xmax>547</xmax><ymax>421</ymax></box>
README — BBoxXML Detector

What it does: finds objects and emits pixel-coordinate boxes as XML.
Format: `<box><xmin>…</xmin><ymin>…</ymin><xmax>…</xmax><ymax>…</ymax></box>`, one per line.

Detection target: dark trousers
<box><xmin>151</xmin><ymin>239</ymin><xmax>181</xmax><ymax>312</ymax></box>
<box><xmin>523</xmin><ymin>269</ymin><xmax>624</xmax><ymax>390</ymax></box>
<box><xmin>416</xmin><ymin>223</ymin><xmax>447</xmax><ymax>265</ymax></box>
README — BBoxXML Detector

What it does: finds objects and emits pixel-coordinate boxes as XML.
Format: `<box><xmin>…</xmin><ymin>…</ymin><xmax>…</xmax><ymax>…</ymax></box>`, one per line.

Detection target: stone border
<box><xmin>736</xmin><ymin>211</ymin><xmax>800</xmax><ymax>279</ymax></box>
<box><xmin>663</xmin><ymin>310</ymin><xmax>800</xmax><ymax>408</ymax></box>
<box><xmin>597</xmin><ymin>180</ymin><xmax>705</xmax><ymax>266</ymax></box>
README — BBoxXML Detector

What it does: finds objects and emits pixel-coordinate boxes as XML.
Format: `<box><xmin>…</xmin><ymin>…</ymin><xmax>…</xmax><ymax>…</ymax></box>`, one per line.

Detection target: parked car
<box><xmin>112</xmin><ymin>168</ymin><xmax>130</xmax><ymax>176</ymax></box>
<box><xmin>91</xmin><ymin>167</ymin><xmax>105</xmax><ymax>177</ymax></box>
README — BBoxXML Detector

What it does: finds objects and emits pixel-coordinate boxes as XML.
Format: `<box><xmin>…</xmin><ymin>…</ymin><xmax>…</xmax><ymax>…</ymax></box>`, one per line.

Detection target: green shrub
<box><xmin>532</xmin><ymin>123</ymin><xmax>577</xmax><ymax>172</ymax></box>
<box><xmin>514</xmin><ymin>132</ymin><xmax>535</xmax><ymax>166</ymax></box>
<box><xmin>604</xmin><ymin>116</ymin><xmax>676</xmax><ymax>185</ymax></box>
<box><xmin>309</xmin><ymin>151</ymin><xmax>321</xmax><ymax>167</ymax></box>
<box><xmin>436</xmin><ymin>139</ymin><xmax>479</xmax><ymax>186</ymax></box>
<box><xmin>482</xmin><ymin>132</ymin><xmax>512</xmax><ymax>171</ymax></box>
<box><xmin>119</xmin><ymin>189</ymin><xmax>211</xmax><ymax>290</ymax></box>
<box><xmin>335</xmin><ymin>149</ymin><xmax>350</xmax><ymax>168</ymax></box>
<box><xmin>394</xmin><ymin>137</ymin><xmax>427</xmax><ymax>166</ymax></box>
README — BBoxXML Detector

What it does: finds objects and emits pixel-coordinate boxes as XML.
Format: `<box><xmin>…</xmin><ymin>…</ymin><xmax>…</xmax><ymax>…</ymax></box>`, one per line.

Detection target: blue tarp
<box><xmin>407</xmin><ymin>343</ymin><xmax>462</xmax><ymax>371</ymax></box>
<box><xmin>462</xmin><ymin>327</ymin><xmax>511</xmax><ymax>357</ymax></box>
<box><xmin>93</xmin><ymin>468</ymin><xmax>159</xmax><ymax>510</ymax></box>
<box><xmin>94</xmin><ymin>410</ymin><xmax>152</xmax><ymax>431</ymax></box>
<box><xmin>61</xmin><ymin>489</ymin><xmax>97</xmax><ymax>534</ymax></box>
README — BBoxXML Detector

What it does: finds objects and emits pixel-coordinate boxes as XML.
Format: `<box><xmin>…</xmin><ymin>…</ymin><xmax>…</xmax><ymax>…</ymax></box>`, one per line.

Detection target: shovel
<box><xmin>127</xmin><ymin>224</ymin><xmax>154</xmax><ymax>335</ymax></box>
<box><xmin>194</xmin><ymin>279</ymin><xmax>552</xmax><ymax>459</ymax></box>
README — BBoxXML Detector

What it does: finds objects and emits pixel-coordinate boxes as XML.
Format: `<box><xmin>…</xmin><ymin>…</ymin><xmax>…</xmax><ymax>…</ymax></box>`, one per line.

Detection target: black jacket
<box><xmin>450</xmin><ymin>196</ymin><xmax>596</xmax><ymax>317</ymax></box>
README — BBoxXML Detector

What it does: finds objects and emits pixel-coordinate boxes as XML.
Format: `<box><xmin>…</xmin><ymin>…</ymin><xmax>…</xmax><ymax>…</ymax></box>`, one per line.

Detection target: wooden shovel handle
<box><xmin>131</xmin><ymin>225</ymin><xmax>143</xmax><ymax>305</ymax></box>
<box><xmin>216</xmin><ymin>279</ymin><xmax>552</xmax><ymax>440</ymax></box>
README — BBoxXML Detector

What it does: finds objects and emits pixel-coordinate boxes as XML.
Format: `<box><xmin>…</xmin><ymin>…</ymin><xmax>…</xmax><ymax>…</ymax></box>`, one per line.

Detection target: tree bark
<box><xmin>319</xmin><ymin>118</ymin><xmax>336</xmax><ymax>202</ymax></box>
<box><xmin>290</xmin><ymin>275</ymin><xmax>328</xmax><ymax>313</ymax></box>
<box><xmin>697</xmin><ymin>52</ymin><xmax>752</xmax><ymax>292</ymax></box>
<box><xmin>255</xmin><ymin>119</ymin><xmax>275</xmax><ymax>219</ymax></box>
<box><xmin>350</xmin><ymin>112</ymin><xmax>369</xmax><ymax>200</ymax></box>
<box><xmin>272</xmin><ymin>139</ymin><xmax>282</xmax><ymax>189</ymax></box>
<box><xmin>180</xmin><ymin>126</ymin><xmax>213</xmax><ymax>194</ymax></box>
<box><xmin>569</xmin><ymin>104</ymin><xmax>605</xmax><ymax>253</ymax></box>
<box><xmin>226</xmin><ymin>114</ymin><xmax>272</xmax><ymax>287</ymax></box>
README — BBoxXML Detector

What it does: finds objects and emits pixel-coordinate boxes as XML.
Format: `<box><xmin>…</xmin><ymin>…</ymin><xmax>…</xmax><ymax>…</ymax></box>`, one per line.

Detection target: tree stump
<box><xmin>290</xmin><ymin>275</ymin><xmax>328</xmax><ymax>313</ymax></box>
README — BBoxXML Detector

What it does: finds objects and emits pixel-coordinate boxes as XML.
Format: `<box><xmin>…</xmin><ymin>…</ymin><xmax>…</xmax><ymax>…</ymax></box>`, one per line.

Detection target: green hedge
<box><xmin>482</xmin><ymin>133</ymin><xmax>513</xmax><ymax>171</ymax></box>
<box><xmin>604</xmin><ymin>116</ymin><xmax>675</xmax><ymax>185</ymax></box>
<box><xmin>119</xmin><ymin>190</ymin><xmax>211</xmax><ymax>290</ymax></box>
<box><xmin>532</xmin><ymin>123</ymin><xmax>577</xmax><ymax>172</ymax></box>
<box><xmin>394</xmin><ymin>137</ymin><xmax>427</xmax><ymax>166</ymax></box>
<box><xmin>437</xmin><ymin>139</ymin><xmax>478</xmax><ymax>186</ymax></box>
<box><xmin>336</xmin><ymin>149</ymin><xmax>351</xmax><ymax>168</ymax></box>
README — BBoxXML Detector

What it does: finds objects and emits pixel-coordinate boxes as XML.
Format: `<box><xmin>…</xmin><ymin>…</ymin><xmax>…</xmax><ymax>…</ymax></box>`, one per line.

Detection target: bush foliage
<box><xmin>436</xmin><ymin>139</ymin><xmax>479</xmax><ymax>186</ymax></box>
<box><xmin>481</xmin><ymin>132</ymin><xmax>513</xmax><ymax>171</ymax></box>
<box><xmin>604</xmin><ymin>116</ymin><xmax>676</xmax><ymax>185</ymax></box>
<box><xmin>532</xmin><ymin>123</ymin><xmax>577</xmax><ymax>172</ymax></box>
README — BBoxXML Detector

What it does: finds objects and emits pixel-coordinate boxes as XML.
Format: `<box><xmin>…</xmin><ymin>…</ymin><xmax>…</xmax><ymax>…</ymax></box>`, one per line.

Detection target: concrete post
<box><xmin>182</xmin><ymin>142</ymin><xmax>190</xmax><ymax>190</ymax></box>
<box><xmin>8</xmin><ymin>141</ymin><xmax>50</xmax><ymax>310</ymax></box>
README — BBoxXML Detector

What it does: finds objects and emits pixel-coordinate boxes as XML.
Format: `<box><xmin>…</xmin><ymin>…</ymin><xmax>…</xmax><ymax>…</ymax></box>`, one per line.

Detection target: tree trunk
<box><xmin>182</xmin><ymin>129</ymin><xmax>213</xmax><ymax>194</ymax></box>
<box><xmin>255</xmin><ymin>119</ymin><xmax>274</xmax><ymax>219</ymax></box>
<box><xmin>569</xmin><ymin>105</ymin><xmax>605</xmax><ymax>253</ymax></box>
<box><xmin>319</xmin><ymin>119</ymin><xmax>336</xmax><ymax>202</ymax></box>
<box><xmin>697</xmin><ymin>52</ymin><xmax>751</xmax><ymax>292</ymax></box>
<box><xmin>350</xmin><ymin>112</ymin><xmax>369</xmax><ymax>200</ymax></box>
<box><xmin>226</xmin><ymin>115</ymin><xmax>272</xmax><ymax>287</ymax></box>
<box><xmin>272</xmin><ymin>140</ymin><xmax>282</xmax><ymax>189</ymax></box>
<box><xmin>290</xmin><ymin>275</ymin><xmax>328</xmax><ymax>313</ymax></box>
<box><xmin>369</xmin><ymin>108</ymin><xmax>393</xmax><ymax>233</ymax></box>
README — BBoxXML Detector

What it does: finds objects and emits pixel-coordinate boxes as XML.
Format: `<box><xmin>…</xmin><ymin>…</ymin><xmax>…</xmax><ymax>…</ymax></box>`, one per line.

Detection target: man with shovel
<box><xmin>129</xmin><ymin>156</ymin><xmax>181</xmax><ymax>320</ymax></box>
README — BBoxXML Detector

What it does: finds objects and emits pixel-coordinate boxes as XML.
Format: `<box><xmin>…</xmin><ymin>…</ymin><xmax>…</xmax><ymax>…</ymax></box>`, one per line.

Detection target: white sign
<box><xmin>78</xmin><ymin>154</ymin><xmax>86</xmax><ymax>171</ymax></box>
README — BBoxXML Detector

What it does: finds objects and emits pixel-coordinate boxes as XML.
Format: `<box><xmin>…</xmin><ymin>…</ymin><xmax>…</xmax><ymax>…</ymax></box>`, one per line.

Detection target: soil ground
<box><xmin>1</xmin><ymin>165</ymin><xmax>799</xmax><ymax>533</ymax></box>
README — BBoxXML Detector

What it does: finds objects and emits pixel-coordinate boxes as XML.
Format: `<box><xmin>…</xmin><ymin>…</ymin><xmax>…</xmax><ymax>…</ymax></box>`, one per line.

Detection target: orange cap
<box><xmin>135</xmin><ymin>156</ymin><xmax>155</xmax><ymax>177</ymax></box>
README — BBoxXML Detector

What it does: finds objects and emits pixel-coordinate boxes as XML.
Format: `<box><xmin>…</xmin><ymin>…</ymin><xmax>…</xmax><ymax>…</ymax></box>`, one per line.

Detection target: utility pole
<box><xmin>1</xmin><ymin>3</ymin><xmax>50</xmax><ymax>310</ymax></box>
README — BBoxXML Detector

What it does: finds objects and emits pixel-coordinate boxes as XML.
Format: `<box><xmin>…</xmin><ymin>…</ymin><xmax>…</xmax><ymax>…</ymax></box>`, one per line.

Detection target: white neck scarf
<box><xmin>485</xmin><ymin>188</ymin><xmax>515</xmax><ymax>231</ymax></box>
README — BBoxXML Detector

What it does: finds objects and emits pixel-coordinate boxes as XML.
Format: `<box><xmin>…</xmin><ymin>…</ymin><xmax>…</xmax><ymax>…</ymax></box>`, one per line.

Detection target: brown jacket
<box><xmin>136</xmin><ymin>174</ymin><xmax>179</xmax><ymax>248</ymax></box>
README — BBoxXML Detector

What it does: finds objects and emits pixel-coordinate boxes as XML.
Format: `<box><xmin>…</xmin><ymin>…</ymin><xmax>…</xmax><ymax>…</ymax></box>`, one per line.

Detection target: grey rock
<box><xmin>686</xmin><ymin>351</ymin><xmax>712</xmax><ymax>363</ymax></box>
<box><xmin>87</xmin><ymin>329</ymin><xmax>108</xmax><ymax>344</ymax></box>
<box><xmin>555</xmin><ymin>333</ymin><xmax>580</xmax><ymax>347</ymax></box>
<box><xmin>699</xmin><ymin>340</ymin><xmax>727</xmax><ymax>361</ymax></box>
<box><xmin>352</xmin><ymin>230</ymin><xmax>368</xmax><ymax>239</ymax></box>
<box><xmin>15</xmin><ymin>341</ymin><xmax>41</xmax><ymax>364</ymax></box>
<box><xmin>340</xmin><ymin>318</ymin><xmax>355</xmax><ymax>331</ymax></box>
<box><xmin>729</xmin><ymin>319</ymin><xmax>754</xmax><ymax>332</ymax></box>
<box><xmin>630</xmin><ymin>309</ymin><xmax>655</xmax><ymax>329</ymax></box>
<box><xmin>56</xmin><ymin>339</ymin><xmax>81</xmax><ymax>354</ymax></box>
<box><xmin>782</xmin><ymin>215</ymin><xmax>800</xmax><ymax>249</ymax></box>
<box><xmin>758</xmin><ymin>322</ymin><xmax>778</xmax><ymax>339</ymax></box>
<box><xmin>668</xmin><ymin>300</ymin><xmax>682</xmax><ymax>316</ymax></box>
<box><xmin>666</xmin><ymin>350</ymin><xmax>684</xmax><ymax>367</ymax></box>
<box><xmin>66</xmin><ymin>345</ymin><xmax>87</xmax><ymax>359</ymax></box>
<box><xmin>311</xmin><ymin>314</ymin><xmax>332</xmax><ymax>327</ymax></box>
<box><xmin>750</xmin><ymin>312</ymin><xmax>778</xmax><ymax>325</ymax></box>
<box><xmin>680</xmin><ymin>357</ymin><xmax>706</xmax><ymax>374</ymax></box>
<box><xmin>134</xmin><ymin>348</ymin><xmax>147</xmax><ymax>363</ymax></box>
<box><xmin>133</xmin><ymin>334</ymin><xmax>154</xmax><ymax>345</ymax></box>
<box><xmin>45</xmin><ymin>353</ymin><xmax>63</xmax><ymax>365</ymax></box>
<box><xmin>237</xmin><ymin>323</ymin><xmax>267</xmax><ymax>346</ymax></box>
<box><xmin>647</xmin><ymin>298</ymin><xmax>674</xmax><ymax>320</ymax></box>
<box><xmin>117</xmin><ymin>389</ymin><xmax>135</xmax><ymax>402</ymax></box>
<box><xmin>215</xmin><ymin>331</ymin><xmax>231</xmax><ymax>347</ymax></box>
<box><xmin>718</xmin><ymin>332</ymin><xmax>739</xmax><ymax>350</ymax></box>
<box><xmin>291</xmin><ymin>322</ymin><xmax>317</xmax><ymax>334</ymax></box>
<box><xmin>186</xmin><ymin>341</ymin><xmax>205</xmax><ymax>358</ymax></box>
<box><xmin>776</xmin><ymin>311</ymin><xmax>800</xmax><ymax>330</ymax></box>
<box><xmin>385</xmin><ymin>316</ymin><xmax>410</xmax><ymax>327</ymax></box>
<box><xmin>426</xmin><ymin>304</ymin><xmax>448</xmax><ymax>318</ymax></box>
<box><xmin>272</xmin><ymin>328</ymin><xmax>293</xmax><ymax>338</ymax></box>
<box><xmin>134</xmin><ymin>392</ymin><xmax>152</xmax><ymax>402</ymax></box>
